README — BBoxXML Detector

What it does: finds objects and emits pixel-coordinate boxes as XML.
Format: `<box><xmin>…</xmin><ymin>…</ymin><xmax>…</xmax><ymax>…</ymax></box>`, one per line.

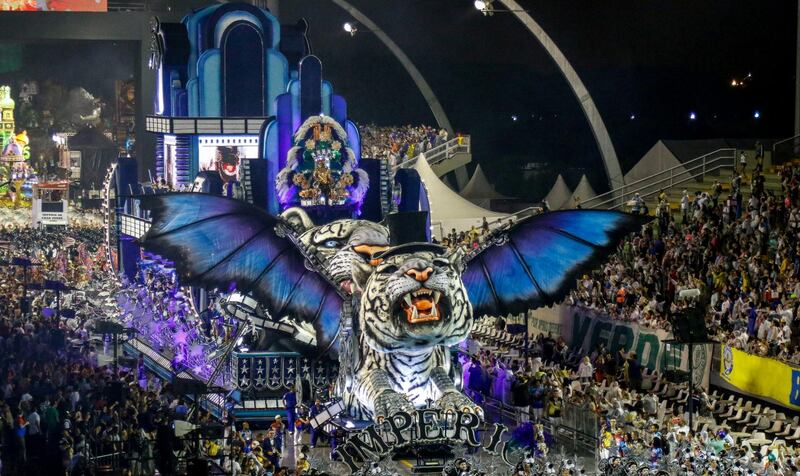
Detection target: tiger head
<box><xmin>353</xmin><ymin>245</ymin><xmax>473</xmax><ymax>353</ymax></box>
<box><xmin>292</xmin><ymin>214</ymin><xmax>389</xmax><ymax>294</ymax></box>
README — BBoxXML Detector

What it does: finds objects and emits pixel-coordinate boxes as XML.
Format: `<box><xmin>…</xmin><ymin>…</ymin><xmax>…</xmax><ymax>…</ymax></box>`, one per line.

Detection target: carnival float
<box><xmin>105</xmin><ymin>3</ymin><xmax>647</xmax><ymax>473</ymax></box>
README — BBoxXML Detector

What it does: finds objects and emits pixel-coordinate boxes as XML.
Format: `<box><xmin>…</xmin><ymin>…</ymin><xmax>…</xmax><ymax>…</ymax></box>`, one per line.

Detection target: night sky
<box><xmin>283</xmin><ymin>0</ymin><xmax>798</xmax><ymax>198</ymax></box>
<box><xmin>0</xmin><ymin>1</ymin><xmax>796</xmax><ymax>199</ymax></box>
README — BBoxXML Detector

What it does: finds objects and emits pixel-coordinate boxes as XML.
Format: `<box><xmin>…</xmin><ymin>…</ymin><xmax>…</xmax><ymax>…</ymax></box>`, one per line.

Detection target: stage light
<box><xmin>511</xmin><ymin>115</ymin><xmax>518</xmax><ymax>122</ymax></box>
<box><xmin>173</xmin><ymin>420</ymin><xmax>200</xmax><ymax>437</ymax></box>
<box><xmin>731</xmin><ymin>79</ymin><xmax>738</xmax><ymax>87</ymax></box>
<box><xmin>753</xmin><ymin>111</ymin><xmax>761</xmax><ymax>119</ymax></box>
<box><xmin>629</xmin><ymin>114</ymin><xmax>636</xmax><ymax>120</ymax></box>
<box><xmin>472</xmin><ymin>0</ymin><xmax>526</xmax><ymax>15</ymax></box>
<box><xmin>343</xmin><ymin>22</ymin><xmax>357</xmax><ymax>36</ymax></box>
<box><xmin>689</xmin><ymin>112</ymin><xmax>696</xmax><ymax>120</ymax></box>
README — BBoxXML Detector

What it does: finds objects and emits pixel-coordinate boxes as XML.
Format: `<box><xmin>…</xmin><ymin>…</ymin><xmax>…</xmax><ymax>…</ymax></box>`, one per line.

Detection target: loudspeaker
<box><xmin>187</xmin><ymin>458</ymin><xmax>209</xmax><ymax>476</ymax></box>
<box><xmin>95</xmin><ymin>320</ymin><xmax>127</xmax><ymax>334</ymax></box>
<box><xmin>201</xmin><ymin>422</ymin><xmax>225</xmax><ymax>439</ymax></box>
<box><xmin>108</xmin><ymin>381</ymin><xmax>125</xmax><ymax>403</ymax></box>
<box><xmin>172</xmin><ymin>377</ymin><xmax>208</xmax><ymax>395</ymax></box>
<box><xmin>671</xmin><ymin>307</ymin><xmax>709</xmax><ymax>342</ymax></box>
<box><xmin>50</xmin><ymin>328</ymin><xmax>65</xmax><ymax>349</ymax></box>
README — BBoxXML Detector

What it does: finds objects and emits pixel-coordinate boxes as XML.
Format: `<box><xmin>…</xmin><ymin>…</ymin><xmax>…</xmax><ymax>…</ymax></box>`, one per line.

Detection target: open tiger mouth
<box><xmin>399</xmin><ymin>288</ymin><xmax>442</xmax><ymax>324</ymax></box>
<box><xmin>339</xmin><ymin>279</ymin><xmax>353</xmax><ymax>294</ymax></box>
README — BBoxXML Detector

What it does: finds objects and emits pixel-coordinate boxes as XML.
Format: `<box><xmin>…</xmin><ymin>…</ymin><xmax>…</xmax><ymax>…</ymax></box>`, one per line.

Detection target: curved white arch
<box><xmin>498</xmin><ymin>0</ymin><xmax>624</xmax><ymax>189</ymax></box>
<box><xmin>329</xmin><ymin>0</ymin><xmax>454</xmax><ymax>134</ymax></box>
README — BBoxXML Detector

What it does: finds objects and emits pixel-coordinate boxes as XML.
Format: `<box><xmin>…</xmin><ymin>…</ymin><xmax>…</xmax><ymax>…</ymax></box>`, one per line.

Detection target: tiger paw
<box><xmin>373</xmin><ymin>390</ymin><xmax>415</xmax><ymax>422</ymax></box>
<box><xmin>434</xmin><ymin>391</ymin><xmax>484</xmax><ymax>419</ymax></box>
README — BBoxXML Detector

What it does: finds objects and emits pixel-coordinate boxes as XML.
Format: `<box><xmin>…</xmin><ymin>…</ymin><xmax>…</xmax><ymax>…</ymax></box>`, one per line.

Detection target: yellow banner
<box><xmin>720</xmin><ymin>345</ymin><xmax>800</xmax><ymax>410</ymax></box>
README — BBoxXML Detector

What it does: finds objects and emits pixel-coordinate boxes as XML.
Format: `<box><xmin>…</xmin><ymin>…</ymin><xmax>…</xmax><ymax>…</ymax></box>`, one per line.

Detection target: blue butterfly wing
<box><xmin>463</xmin><ymin>210</ymin><xmax>649</xmax><ymax>316</ymax></box>
<box><xmin>139</xmin><ymin>193</ymin><xmax>343</xmax><ymax>353</ymax></box>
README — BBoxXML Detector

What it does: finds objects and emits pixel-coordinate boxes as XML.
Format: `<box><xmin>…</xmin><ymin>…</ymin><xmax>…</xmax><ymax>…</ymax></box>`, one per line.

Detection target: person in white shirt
<box><xmin>721</xmin><ymin>296</ymin><xmax>733</xmax><ymax>316</ymax></box>
<box><xmin>27</xmin><ymin>408</ymin><xmax>41</xmax><ymax>437</ymax></box>
<box><xmin>69</xmin><ymin>388</ymin><xmax>80</xmax><ymax>411</ymax></box>
<box><xmin>577</xmin><ymin>356</ymin><xmax>593</xmax><ymax>382</ymax></box>
<box><xmin>605</xmin><ymin>381</ymin><xmax>623</xmax><ymax>402</ymax></box>
<box><xmin>758</xmin><ymin>316</ymin><xmax>770</xmax><ymax>340</ymax></box>
<box><xmin>734</xmin><ymin>331</ymin><xmax>749</xmax><ymax>349</ymax></box>
<box><xmin>709</xmin><ymin>290</ymin><xmax>720</xmax><ymax>311</ymax></box>
<box><xmin>680</xmin><ymin>190</ymin><xmax>690</xmax><ymax>223</ymax></box>
<box><xmin>767</xmin><ymin>321</ymin><xmax>781</xmax><ymax>343</ymax></box>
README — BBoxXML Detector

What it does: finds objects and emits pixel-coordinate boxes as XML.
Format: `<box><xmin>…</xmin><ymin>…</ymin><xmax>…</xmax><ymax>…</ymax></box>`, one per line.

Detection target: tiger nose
<box><xmin>406</xmin><ymin>267</ymin><xmax>433</xmax><ymax>282</ymax></box>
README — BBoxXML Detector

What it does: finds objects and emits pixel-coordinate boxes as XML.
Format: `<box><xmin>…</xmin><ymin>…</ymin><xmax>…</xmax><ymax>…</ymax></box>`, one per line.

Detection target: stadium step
<box><xmin>648</xmin><ymin>165</ymin><xmax>785</xmax><ymax>210</ymax></box>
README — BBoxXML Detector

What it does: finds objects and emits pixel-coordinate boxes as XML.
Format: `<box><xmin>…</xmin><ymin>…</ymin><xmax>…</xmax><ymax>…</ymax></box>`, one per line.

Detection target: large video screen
<box><xmin>197</xmin><ymin>135</ymin><xmax>259</xmax><ymax>183</ymax></box>
<box><xmin>1</xmin><ymin>0</ymin><xmax>108</xmax><ymax>11</ymax></box>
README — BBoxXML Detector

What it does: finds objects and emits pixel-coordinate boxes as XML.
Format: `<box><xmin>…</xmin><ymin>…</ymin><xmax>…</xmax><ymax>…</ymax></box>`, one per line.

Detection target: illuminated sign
<box><xmin>334</xmin><ymin>410</ymin><xmax>515</xmax><ymax>474</ymax></box>
<box><xmin>1</xmin><ymin>1</ymin><xmax>108</xmax><ymax>12</ymax></box>
<box><xmin>32</xmin><ymin>182</ymin><xmax>69</xmax><ymax>226</ymax></box>
<box><xmin>39</xmin><ymin>211</ymin><xmax>67</xmax><ymax>225</ymax></box>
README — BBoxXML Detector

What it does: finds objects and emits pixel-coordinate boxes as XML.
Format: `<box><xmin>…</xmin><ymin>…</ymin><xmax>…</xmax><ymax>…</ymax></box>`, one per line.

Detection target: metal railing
<box><xmin>479</xmin><ymin>394</ymin><xmax>598</xmax><ymax>457</ymax></box>
<box><xmin>394</xmin><ymin>135</ymin><xmax>471</xmax><ymax>170</ymax></box>
<box><xmin>582</xmin><ymin>148</ymin><xmax>737</xmax><ymax>210</ymax></box>
<box><xmin>772</xmin><ymin>133</ymin><xmax>800</xmax><ymax>165</ymax></box>
<box><xmin>430</xmin><ymin>205</ymin><xmax>542</xmax><ymax>240</ymax></box>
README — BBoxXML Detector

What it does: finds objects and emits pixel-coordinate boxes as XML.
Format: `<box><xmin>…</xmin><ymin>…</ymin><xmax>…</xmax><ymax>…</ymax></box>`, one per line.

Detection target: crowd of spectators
<box><xmin>117</xmin><ymin>264</ymin><xmax>236</xmax><ymax>382</ymax></box>
<box><xmin>569</xmin><ymin>163</ymin><xmax>800</xmax><ymax>364</ymax></box>
<box><xmin>468</xmin><ymin>317</ymin><xmax>800</xmax><ymax>474</ymax></box>
<box><xmin>436</xmin><ymin>216</ymin><xmax>519</xmax><ymax>251</ymax></box>
<box><xmin>462</xmin><ymin>330</ymin><xmax>643</xmax><ymax>423</ymax></box>
<box><xmin>357</xmin><ymin>123</ymin><xmax>451</xmax><ymax>165</ymax></box>
<box><xmin>0</xmin><ymin>219</ymin><xmax>338</xmax><ymax>475</ymax></box>
<box><xmin>0</xmin><ymin>222</ymin><xmax>173</xmax><ymax>475</ymax></box>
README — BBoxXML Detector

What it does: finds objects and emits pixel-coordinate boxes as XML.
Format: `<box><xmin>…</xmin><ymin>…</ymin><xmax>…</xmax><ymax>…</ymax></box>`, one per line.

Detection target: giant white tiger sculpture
<box><xmin>280</xmin><ymin>213</ymin><xmax>478</xmax><ymax>418</ymax></box>
<box><xmin>139</xmin><ymin>193</ymin><xmax>646</xmax><ymax>421</ymax></box>
<box><xmin>348</xmin><ymin>246</ymin><xmax>479</xmax><ymax>419</ymax></box>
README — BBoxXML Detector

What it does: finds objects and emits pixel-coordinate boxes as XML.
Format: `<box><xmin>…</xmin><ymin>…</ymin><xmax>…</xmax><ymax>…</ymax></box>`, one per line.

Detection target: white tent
<box><xmin>460</xmin><ymin>164</ymin><xmax>511</xmax><ymax>207</ymax></box>
<box><xmin>543</xmin><ymin>174</ymin><xmax>572</xmax><ymax>210</ymax></box>
<box><xmin>569</xmin><ymin>175</ymin><xmax>597</xmax><ymax>208</ymax></box>
<box><xmin>413</xmin><ymin>154</ymin><xmax>507</xmax><ymax>238</ymax></box>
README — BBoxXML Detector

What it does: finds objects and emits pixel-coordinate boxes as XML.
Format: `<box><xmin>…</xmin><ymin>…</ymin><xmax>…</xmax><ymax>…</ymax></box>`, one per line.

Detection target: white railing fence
<box><xmin>582</xmin><ymin>148</ymin><xmax>738</xmax><ymax>210</ymax></box>
<box><xmin>394</xmin><ymin>135</ymin><xmax>471</xmax><ymax>170</ymax></box>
